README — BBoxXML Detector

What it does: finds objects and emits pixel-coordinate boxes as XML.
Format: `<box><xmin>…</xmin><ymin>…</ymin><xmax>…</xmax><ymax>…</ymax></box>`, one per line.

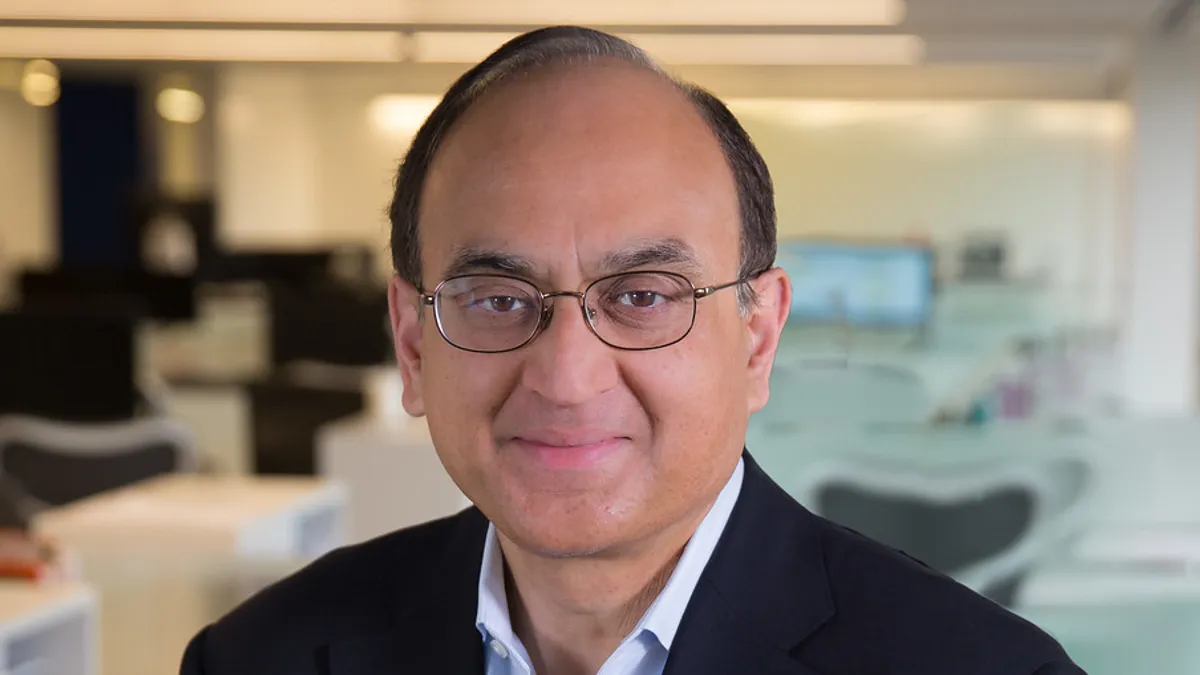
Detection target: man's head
<box><xmin>387</xmin><ymin>26</ymin><xmax>791</xmax><ymax>557</ymax></box>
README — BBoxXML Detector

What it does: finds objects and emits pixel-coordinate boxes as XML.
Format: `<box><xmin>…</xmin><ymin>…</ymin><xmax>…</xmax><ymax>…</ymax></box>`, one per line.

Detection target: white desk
<box><xmin>31</xmin><ymin>474</ymin><xmax>348</xmax><ymax>559</ymax></box>
<box><xmin>318</xmin><ymin>414</ymin><xmax>471</xmax><ymax>544</ymax></box>
<box><xmin>0</xmin><ymin>582</ymin><xmax>97</xmax><ymax>675</ymax></box>
<box><xmin>31</xmin><ymin>476</ymin><xmax>346</xmax><ymax>675</ymax></box>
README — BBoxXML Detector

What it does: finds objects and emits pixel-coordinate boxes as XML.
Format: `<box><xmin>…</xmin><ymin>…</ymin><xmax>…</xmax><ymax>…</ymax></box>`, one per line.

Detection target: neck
<box><xmin>498</xmin><ymin>510</ymin><xmax>706</xmax><ymax>675</ymax></box>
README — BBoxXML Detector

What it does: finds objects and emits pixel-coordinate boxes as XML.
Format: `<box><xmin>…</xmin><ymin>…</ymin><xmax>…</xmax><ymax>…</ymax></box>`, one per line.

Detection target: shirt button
<box><xmin>490</xmin><ymin>639</ymin><xmax>509</xmax><ymax>659</ymax></box>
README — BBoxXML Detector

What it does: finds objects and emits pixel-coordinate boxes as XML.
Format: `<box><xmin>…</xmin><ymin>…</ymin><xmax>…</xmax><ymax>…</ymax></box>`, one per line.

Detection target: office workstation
<box><xmin>1</xmin><ymin>233</ymin><xmax>387</xmax><ymax>673</ymax></box>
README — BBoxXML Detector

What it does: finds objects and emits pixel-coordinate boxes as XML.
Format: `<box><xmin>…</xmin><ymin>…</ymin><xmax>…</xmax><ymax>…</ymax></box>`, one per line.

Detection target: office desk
<box><xmin>31</xmin><ymin>474</ymin><xmax>348</xmax><ymax>559</ymax></box>
<box><xmin>771</xmin><ymin>339</ymin><xmax>1016</xmax><ymax>425</ymax></box>
<box><xmin>31</xmin><ymin>476</ymin><xmax>345</xmax><ymax>675</ymax></box>
<box><xmin>318</xmin><ymin>414</ymin><xmax>470</xmax><ymax>543</ymax></box>
<box><xmin>0</xmin><ymin>582</ymin><xmax>97</xmax><ymax>675</ymax></box>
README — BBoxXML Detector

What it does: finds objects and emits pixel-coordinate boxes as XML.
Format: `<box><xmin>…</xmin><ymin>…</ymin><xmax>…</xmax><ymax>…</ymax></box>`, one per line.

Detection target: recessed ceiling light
<box><xmin>20</xmin><ymin>58</ymin><xmax>59</xmax><ymax>107</ymax></box>
<box><xmin>157</xmin><ymin>87</ymin><xmax>205</xmax><ymax>124</ymax></box>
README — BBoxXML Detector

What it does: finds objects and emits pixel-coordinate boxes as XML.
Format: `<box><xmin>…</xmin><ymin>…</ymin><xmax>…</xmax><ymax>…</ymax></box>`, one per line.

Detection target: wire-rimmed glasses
<box><xmin>419</xmin><ymin>270</ymin><xmax>755</xmax><ymax>353</ymax></box>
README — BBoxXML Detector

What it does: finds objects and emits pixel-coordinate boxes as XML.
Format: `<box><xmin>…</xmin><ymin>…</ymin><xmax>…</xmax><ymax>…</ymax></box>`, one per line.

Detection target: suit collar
<box><xmin>664</xmin><ymin>451</ymin><xmax>835</xmax><ymax>674</ymax></box>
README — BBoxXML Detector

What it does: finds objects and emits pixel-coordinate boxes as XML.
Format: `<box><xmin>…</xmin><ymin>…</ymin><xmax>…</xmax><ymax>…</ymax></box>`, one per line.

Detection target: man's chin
<box><xmin>501</xmin><ymin>518</ymin><xmax>627</xmax><ymax>560</ymax></box>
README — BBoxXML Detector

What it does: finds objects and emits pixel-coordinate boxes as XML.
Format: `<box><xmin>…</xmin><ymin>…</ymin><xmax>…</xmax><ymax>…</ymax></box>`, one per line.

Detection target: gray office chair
<box><xmin>784</xmin><ymin>429</ymin><xmax>1093</xmax><ymax>607</ymax></box>
<box><xmin>0</xmin><ymin>414</ymin><xmax>196</xmax><ymax>514</ymax></box>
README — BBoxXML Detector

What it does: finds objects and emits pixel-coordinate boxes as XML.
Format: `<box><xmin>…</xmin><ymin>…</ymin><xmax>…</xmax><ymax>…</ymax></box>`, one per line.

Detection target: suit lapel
<box><xmin>664</xmin><ymin>452</ymin><xmax>836</xmax><ymax>675</ymax></box>
<box><xmin>327</xmin><ymin>508</ymin><xmax>489</xmax><ymax>675</ymax></box>
<box><xmin>663</xmin><ymin>578</ymin><xmax>825</xmax><ymax>675</ymax></box>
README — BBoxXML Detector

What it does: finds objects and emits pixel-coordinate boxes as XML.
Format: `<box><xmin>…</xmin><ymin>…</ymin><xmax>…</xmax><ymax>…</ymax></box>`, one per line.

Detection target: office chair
<box><xmin>780</xmin><ymin>428</ymin><xmax>1093</xmax><ymax>606</ymax></box>
<box><xmin>0</xmin><ymin>415</ymin><xmax>196</xmax><ymax>512</ymax></box>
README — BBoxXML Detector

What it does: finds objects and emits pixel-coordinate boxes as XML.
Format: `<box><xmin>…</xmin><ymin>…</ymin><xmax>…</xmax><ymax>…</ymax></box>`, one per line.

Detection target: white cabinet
<box><xmin>0</xmin><ymin>583</ymin><xmax>97</xmax><ymax>675</ymax></box>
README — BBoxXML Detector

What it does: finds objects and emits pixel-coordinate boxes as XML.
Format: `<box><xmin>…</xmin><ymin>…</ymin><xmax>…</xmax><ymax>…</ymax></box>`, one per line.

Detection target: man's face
<box><xmin>389</xmin><ymin>63</ymin><xmax>790</xmax><ymax>557</ymax></box>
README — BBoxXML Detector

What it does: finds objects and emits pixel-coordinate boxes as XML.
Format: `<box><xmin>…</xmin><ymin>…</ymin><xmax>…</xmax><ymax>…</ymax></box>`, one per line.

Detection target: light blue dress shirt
<box><xmin>475</xmin><ymin>457</ymin><xmax>745</xmax><ymax>675</ymax></box>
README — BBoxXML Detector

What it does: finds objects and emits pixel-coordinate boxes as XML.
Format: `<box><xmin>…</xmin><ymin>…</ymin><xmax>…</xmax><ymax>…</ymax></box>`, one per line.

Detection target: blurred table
<box><xmin>31</xmin><ymin>474</ymin><xmax>347</xmax><ymax>559</ymax></box>
<box><xmin>30</xmin><ymin>475</ymin><xmax>345</xmax><ymax>675</ymax></box>
<box><xmin>772</xmin><ymin>330</ymin><xmax>1023</xmax><ymax>423</ymax></box>
<box><xmin>318</xmin><ymin>414</ymin><xmax>470</xmax><ymax>543</ymax></box>
<box><xmin>0</xmin><ymin>581</ymin><xmax>97</xmax><ymax>675</ymax></box>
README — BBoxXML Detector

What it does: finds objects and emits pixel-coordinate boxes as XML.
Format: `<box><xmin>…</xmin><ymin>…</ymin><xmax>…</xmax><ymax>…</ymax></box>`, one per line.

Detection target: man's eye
<box><xmin>472</xmin><ymin>296</ymin><xmax>529</xmax><ymax>313</ymax></box>
<box><xmin>616</xmin><ymin>290</ymin><xmax>664</xmax><ymax>308</ymax></box>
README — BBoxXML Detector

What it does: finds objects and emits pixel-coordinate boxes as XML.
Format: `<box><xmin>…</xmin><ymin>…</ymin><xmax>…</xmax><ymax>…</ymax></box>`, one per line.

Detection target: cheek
<box><xmin>421</xmin><ymin>347</ymin><xmax>516</xmax><ymax>454</ymax></box>
<box><xmin>624</xmin><ymin>335</ymin><xmax>746</xmax><ymax>443</ymax></box>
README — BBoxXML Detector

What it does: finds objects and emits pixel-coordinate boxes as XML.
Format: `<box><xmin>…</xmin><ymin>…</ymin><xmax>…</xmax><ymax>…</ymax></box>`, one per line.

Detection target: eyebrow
<box><xmin>439</xmin><ymin>237</ymin><xmax>707</xmax><ymax>285</ymax></box>
<box><xmin>442</xmin><ymin>247</ymin><xmax>540</xmax><ymax>281</ymax></box>
<box><xmin>600</xmin><ymin>238</ymin><xmax>706</xmax><ymax>277</ymax></box>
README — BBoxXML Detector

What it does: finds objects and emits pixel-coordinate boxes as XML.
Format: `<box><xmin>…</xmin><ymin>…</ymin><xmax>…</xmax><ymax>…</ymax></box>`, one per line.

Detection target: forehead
<box><xmin>418</xmin><ymin>62</ymin><xmax>740</xmax><ymax>280</ymax></box>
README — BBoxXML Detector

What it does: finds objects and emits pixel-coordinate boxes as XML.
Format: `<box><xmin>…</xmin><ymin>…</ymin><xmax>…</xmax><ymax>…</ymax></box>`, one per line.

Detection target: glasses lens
<box><xmin>434</xmin><ymin>276</ymin><xmax>542</xmax><ymax>352</ymax></box>
<box><xmin>586</xmin><ymin>272</ymin><xmax>696</xmax><ymax>349</ymax></box>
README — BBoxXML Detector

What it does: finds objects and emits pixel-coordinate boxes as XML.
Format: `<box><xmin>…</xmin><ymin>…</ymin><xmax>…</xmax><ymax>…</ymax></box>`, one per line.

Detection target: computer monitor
<box><xmin>205</xmin><ymin>251</ymin><xmax>334</xmax><ymax>286</ymax></box>
<box><xmin>268</xmin><ymin>281</ymin><xmax>391</xmax><ymax>368</ymax></box>
<box><xmin>0</xmin><ymin>310</ymin><xmax>138</xmax><ymax>422</ymax></box>
<box><xmin>776</xmin><ymin>240</ymin><xmax>936</xmax><ymax>328</ymax></box>
<box><xmin>19</xmin><ymin>269</ymin><xmax>196</xmax><ymax>322</ymax></box>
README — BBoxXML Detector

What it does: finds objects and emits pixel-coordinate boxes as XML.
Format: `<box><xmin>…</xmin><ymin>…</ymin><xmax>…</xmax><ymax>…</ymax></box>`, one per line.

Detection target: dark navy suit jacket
<box><xmin>181</xmin><ymin>453</ymin><xmax>1086</xmax><ymax>674</ymax></box>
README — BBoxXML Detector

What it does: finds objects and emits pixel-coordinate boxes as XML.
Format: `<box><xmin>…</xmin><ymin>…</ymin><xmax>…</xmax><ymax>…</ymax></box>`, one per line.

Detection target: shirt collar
<box><xmin>475</xmin><ymin>457</ymin><xmax>745</xmax><ymax>653</ymax></box>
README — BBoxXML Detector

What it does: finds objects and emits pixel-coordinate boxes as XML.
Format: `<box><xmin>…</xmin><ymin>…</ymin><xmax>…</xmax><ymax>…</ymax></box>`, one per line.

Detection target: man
<box><xmin>182</xmin><ymin>26</ymin><xmax>1084</xmax><ymax>675</ymax></box>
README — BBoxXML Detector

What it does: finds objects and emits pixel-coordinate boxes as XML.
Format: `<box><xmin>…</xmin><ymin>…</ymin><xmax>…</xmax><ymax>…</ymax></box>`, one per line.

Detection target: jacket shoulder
<box><xmin>186</xmin><ymin>509</ymin><xmax>485</xmax><ymax>674</ymax></box>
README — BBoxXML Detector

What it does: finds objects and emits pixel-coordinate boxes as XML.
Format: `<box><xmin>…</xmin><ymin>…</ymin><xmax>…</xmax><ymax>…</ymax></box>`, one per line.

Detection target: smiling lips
<box><xmin>510</xmin><ymin>431</ymin><xmax>629</xmax><ymax>470</ymax></box>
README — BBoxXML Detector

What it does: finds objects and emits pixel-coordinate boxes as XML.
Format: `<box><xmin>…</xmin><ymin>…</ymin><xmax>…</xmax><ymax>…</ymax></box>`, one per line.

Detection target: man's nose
<box><xmin>518</xmin><ymin>295</ymin><xmax>619</xmax><ymax>407</ymax></box>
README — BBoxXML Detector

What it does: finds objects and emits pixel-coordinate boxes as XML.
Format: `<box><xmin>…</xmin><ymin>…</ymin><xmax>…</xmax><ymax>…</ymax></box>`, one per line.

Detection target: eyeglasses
<box><xmin>419</xmin><ymin>270</ymin><xmax>756</xmax><ymax>353</ymax></box>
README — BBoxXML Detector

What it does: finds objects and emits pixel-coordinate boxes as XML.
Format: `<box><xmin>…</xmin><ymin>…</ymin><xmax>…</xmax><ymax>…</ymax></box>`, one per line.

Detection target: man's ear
<box><xmin>744</xmin><ymin>267</ymin><xmax>791</xmax><ymax>414</ymax></box>
<box><xmin>388</xmin><ymin>275</ymin><xmax>427</xmax><ymax>417</ymax></box>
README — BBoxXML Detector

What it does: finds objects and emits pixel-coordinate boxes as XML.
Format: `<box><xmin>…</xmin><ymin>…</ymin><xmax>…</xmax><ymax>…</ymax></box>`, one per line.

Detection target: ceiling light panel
<box><xmin>0</xmin><ymin>27</ymin><xmax>404</xmax><ymax>62</ymax></box>
<box><xmin>411</xmin><ymin>0</ymin><xmax>905</xmax><ymax>25</ymax></box>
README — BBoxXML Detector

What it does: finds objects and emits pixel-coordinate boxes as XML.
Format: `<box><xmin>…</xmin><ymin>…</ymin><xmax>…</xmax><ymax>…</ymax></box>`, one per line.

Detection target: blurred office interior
<box><xmin>2</xmin><ymin>0</ymin><xmax>1200</xmax><ymax>673</ymax></box>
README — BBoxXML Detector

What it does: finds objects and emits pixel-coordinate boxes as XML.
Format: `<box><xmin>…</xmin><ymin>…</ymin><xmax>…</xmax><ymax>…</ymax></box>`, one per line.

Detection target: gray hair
<box><xmin>388</xmin><ymin>26</ymin><xmax>776</xmax><ymax>309</ymax></box>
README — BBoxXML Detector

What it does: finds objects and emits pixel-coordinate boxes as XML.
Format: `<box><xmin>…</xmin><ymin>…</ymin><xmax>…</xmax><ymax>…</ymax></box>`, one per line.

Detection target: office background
<box><xmin>2</xmin><ymin>1</ymin><xmax>1200</xmax><ymax>674</ymax></box>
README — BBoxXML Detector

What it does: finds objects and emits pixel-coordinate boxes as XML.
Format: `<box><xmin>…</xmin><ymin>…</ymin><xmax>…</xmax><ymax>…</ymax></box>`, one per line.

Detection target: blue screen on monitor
<box><xmin>776</xmin><ymin>241</ymin><xmax>935</xmax><ymax>327</ymax></box>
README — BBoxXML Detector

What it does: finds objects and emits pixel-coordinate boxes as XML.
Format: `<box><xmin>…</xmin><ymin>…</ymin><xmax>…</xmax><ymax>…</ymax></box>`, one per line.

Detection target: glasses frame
<box><xmin>419</xmin><ymin>269</ymin><xmax>761</xmax><ymax>354</ymax></box>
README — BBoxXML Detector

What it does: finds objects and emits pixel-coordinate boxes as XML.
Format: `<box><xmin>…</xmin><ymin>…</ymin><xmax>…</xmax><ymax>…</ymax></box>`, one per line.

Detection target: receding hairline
<box><xmin>427</xmin><ymin>56</ymin><xmax>705</xmax><ymax>163</ymax></box>
<box><xmin>419</xmin><ymin>57</ymin><xmax>734</xmax><ymax>227</ymax></box>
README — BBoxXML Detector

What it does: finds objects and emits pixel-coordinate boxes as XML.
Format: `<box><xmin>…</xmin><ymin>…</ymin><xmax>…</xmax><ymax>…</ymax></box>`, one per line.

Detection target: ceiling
<box><xmin>0</xmin><ymin>0</ymin><xmax>1191</xmax><ymax>99</ymax></box>
<box><xmin>0</xmin><ymin>0</ymin><xmax>1172</xmax><ymax>31</ymax></box>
